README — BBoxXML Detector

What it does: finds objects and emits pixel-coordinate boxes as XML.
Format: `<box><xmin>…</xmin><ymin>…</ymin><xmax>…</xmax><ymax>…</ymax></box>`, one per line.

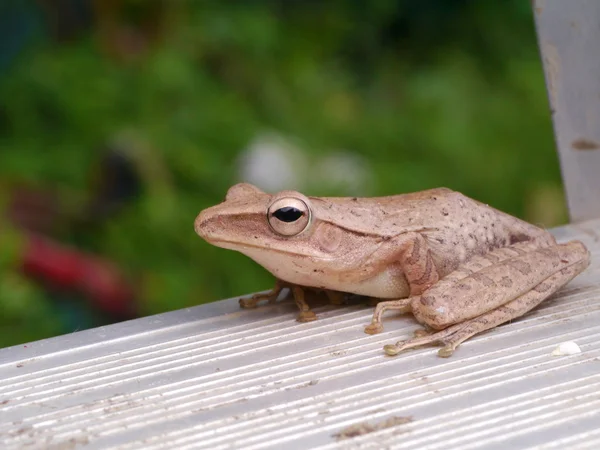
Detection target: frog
<box><xmin>194</xmin><ymin>183</ymin><xmax>590</xmax><ymax>357</ymax></box>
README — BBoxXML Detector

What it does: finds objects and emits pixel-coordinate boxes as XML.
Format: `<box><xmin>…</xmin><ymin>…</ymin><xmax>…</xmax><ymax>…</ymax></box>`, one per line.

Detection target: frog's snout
<box><xmin>194</xmin><ymin>209</ymin><xmax>213</xmax><ymax>240</ymax></box>
<box><xmin>194</xmin><ymin>205</ymin><xmax>233</xmax><ymax>244</ymax></box>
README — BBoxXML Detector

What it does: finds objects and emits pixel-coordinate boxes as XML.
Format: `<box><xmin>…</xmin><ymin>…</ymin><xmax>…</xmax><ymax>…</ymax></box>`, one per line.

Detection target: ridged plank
<box><xmin>0</xmin><ymin>219</ymin><xmax>599</xmax><ymax>450</ymax></box>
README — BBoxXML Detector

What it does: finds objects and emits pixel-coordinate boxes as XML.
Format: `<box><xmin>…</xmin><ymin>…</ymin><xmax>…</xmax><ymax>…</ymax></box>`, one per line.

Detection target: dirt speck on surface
<box><xmin>57</xmin><ymin>436</ymin><xmax>90</xmax><ymax>449</ymax></box>
<box><xmin>15</xmin><ymin>358</ymin><xmax>36</xmax><ymax>369</ymax></box>
<box><xmin>365</xmin><ymin>408</ymin><xmax>387</xmax><ymax>415</ymax></box>
<box><xmin>333</xmin><ymin>416</ymin><xmax>413</xmax><ymax>440</ymax></box>
<box><xmin>572</xmin><ymin>138</ymin><xmax>600</xmax><ymax>150</ymax></box>
<box><xmin>287</xmin><ymin>380</ymin><xmax>320</xmax><ymax>390</ymax></box>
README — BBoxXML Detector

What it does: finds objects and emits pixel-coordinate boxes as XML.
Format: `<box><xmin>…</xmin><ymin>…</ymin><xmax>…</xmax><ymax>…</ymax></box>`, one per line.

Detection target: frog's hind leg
<box><xmin>363</xmin><ymin>241</ymin><xmax>547</xmax><ymax>335</ymax></box>
<box><xmin>384</xmin><ymin>252</ymin><xmax>589</xmax><ymax>357</ymax></box>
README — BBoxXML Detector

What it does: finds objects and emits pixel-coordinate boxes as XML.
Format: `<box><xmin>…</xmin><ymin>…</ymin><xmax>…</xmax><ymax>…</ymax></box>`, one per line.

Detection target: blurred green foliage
<box><xmin>0</xmin><ymin>0</ymin><xmax>565</xmax><ymax>347</ymax></box>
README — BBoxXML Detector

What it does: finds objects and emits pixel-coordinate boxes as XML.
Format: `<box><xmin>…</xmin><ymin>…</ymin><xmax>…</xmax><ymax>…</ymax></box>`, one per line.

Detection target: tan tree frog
<box><xmin>195</xmin><ymin>183</ymin><xmax>590</xmax><ymax>357</ymax></box>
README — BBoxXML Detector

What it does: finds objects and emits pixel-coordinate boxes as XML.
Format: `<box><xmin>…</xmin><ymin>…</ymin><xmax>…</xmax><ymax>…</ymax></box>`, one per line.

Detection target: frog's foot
<box><xmin>364</xmin><ymin>322</ymin><xmax>384</xmax><ymax>335</ymax></box>
<box><xmin>413</xmin><ymin>328</ymin><xmax>431</xmax><ymax>338</ymax></box>
<box><xmin>239</xmin><ymin>292</ymin><xmax>275</xmax><ymax>309</ymax></box>
<box><xmin>383</xmin><ymin>254</ymin><xmax>589</xmax><ymax>357</ymax></box>
<box><xmin>297</xmin><ymin>310</ymin><xmax>318</xmax><ymax>322</ymax></box>
<box><xmin>364</xmin><ymin>297</ymin><xmax>413</xmax><ymax>335</ymax></box>
<box><xmin>239</xmin><ymin>281</ymin><xmax>286</xmax><ymax>309</ymax></box>
<box><xmin>382</xmin><ymin>323</ymin><xmax>464</xmax><ymax>357</ymax></box>
<box><xmin>292</xmin><ymin>286</ymin><xmax>319</xmax><ymax>322</ymax></box>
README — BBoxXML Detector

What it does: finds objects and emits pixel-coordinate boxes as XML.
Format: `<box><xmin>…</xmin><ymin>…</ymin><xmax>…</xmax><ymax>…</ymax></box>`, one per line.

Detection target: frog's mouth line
<box><xmin>206</xmin><ymin>238</ymin><xmax>336</xmax><ymax>261</ymax></box>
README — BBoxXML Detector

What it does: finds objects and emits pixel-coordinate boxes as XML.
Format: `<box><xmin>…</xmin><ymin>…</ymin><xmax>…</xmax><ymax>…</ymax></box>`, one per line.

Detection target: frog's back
<box><xmin>310</xmin><ymin>187</ymin><xmax>549</xmax><ymax>245</ymax></box>
<box><xmin>310</xmin><ymin>188</ymin><xmax>474</xmax><ymax>234</ymax></box>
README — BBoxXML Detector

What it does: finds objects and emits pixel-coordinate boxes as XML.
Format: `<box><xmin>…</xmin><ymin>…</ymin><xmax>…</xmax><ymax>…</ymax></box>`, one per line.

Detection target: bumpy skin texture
<box><xmin>195</xmin><ymin>183</ymin><xmax>591</xmax><ymax>357</ymax></box>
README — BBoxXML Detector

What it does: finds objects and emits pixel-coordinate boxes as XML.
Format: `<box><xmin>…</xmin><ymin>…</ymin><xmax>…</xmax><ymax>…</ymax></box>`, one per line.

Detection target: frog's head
<box><xmin>195</xmin><ymin>183</ymin><xmax>378</xmax><ymax>278</ymax></box>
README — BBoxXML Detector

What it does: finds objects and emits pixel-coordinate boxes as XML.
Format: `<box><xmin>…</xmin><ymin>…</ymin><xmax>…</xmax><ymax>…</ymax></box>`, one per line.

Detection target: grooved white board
<box><xmin>1</xmin><ymin>219</ymin><xmax>600</xmax><ymax>450</ymax></box>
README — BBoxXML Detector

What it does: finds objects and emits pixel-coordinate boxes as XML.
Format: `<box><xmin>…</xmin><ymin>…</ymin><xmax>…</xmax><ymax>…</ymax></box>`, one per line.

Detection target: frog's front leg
<box><xmin>239</xmin><ymin>279</ymin><xmax>342</xmax><ymax>322</ymax></box>
<box><xmin>372</xmin><ymin>239</ymin><xmax>590</xmax><ymax>357</ymax></box>
<box><xmin>289</xmin><ymin>286</ymin><xmax>316</xmax><ymax>322</ymax></box>
<box><xmin>363</xmin><ymin>232</ymin><xmax>442</xmax><ymax>334</ymax></box>
<box><xmin>325</xmin><ymin>290</ymin><xmax>345</xmax><ymax>305</ymax></box>
<box><xmin>239</xmin><ymin>279</ymin><xmax>288</xmax><ymax>309</ymax></box>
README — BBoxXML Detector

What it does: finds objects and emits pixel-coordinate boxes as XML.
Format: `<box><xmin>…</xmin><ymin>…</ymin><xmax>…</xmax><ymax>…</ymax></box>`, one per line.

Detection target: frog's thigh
<box><xmin>367</xmin><ymin>239</ymin><xmax>553</xmax><ymax>333</ymax></box>
<box><xmin>412</xmin><ymin>240</ymin><xmax>590</xmax><ymax>330</ymax></box>
<box><xmin>368</xmin><ymin>232</ymin><xmax>440</xmax><ymax>296</ymax></box>
<box><xmin>385</xmin><ymin>255</ymin><xmax>589</xmax><ymax>357</ymax></box>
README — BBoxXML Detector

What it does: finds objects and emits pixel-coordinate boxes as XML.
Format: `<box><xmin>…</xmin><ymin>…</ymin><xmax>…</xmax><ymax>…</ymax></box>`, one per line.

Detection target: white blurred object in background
<box><xmin>238</xmin><ymin>132</ymin><xmax>371</xmax><ymax>195</ymax></box>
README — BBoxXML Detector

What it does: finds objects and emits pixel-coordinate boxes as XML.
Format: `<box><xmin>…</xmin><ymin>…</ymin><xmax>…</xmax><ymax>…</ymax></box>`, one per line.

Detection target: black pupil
<box><xmin>273</xmin><ymin>207</ymin><xmax>303</xmax><ymax>222</ymax></box>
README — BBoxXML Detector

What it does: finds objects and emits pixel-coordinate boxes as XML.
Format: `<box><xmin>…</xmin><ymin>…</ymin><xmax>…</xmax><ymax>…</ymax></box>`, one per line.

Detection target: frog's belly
<box><xmin>333</xmin><ymin>268</ymin><xmax>411</xmax><ymax>299</ymax></box>
<box><xmin>244</xmin><ymin>249</ymin><xmax>410</xmax><ymax>298</ymax></box>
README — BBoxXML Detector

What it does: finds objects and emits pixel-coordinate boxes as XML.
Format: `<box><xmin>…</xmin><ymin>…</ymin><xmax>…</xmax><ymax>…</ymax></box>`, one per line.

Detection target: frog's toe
<box><xmin>437</xmin><ymin>345</ymin><xmax>455</xmax><ymax>358</ymax></box>
<box><xmin>413</xmin><ymin>328</ymin><xmax>430</xmax><ymax>338</ymax></box>
<box><xmin>380</xmin><ymin>325</ymin><xmax>459</xmax><ymax>357</ymax></box>
<box><xmin>383</xmin><ymin>344</ymin><xmax>402</xmax><ymax>356</ymax></box>
<box><xmin>239</xmin><ymin>298</ymin><xmax>259</xmax><ymax>309</ymax></box>
<box><xmin>382</xmin><ymin>339</ymin><xmax>416</xmax><ymax>356</ymax></box>
<box><xmin>364</xmin><ymin>323</ymin><xmax>384</xmax><ymax>335</ymax></box>
<box><xmin>296</xmin><ymin>311</ymin><xmax>317</xmax><ymax>322</ymax></box>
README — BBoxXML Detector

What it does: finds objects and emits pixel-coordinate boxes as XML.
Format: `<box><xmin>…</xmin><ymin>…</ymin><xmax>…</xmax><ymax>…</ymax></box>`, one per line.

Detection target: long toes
<box><xmin>381</xmin><ymin>330</ymin><xmax>454</xmax><ymax>357</ymax></box>
<box><xmin>383</xmin><ymin>339</ymin><xmax>417</xmax><ymax>356</ymax></box>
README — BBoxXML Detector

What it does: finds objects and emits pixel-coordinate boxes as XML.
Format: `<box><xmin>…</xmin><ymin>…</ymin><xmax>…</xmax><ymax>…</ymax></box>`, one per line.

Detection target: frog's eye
<box><xmin>268</xmin><ymin>197</ymin><xmax>310</xmax><ymax>236</ymax></box>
